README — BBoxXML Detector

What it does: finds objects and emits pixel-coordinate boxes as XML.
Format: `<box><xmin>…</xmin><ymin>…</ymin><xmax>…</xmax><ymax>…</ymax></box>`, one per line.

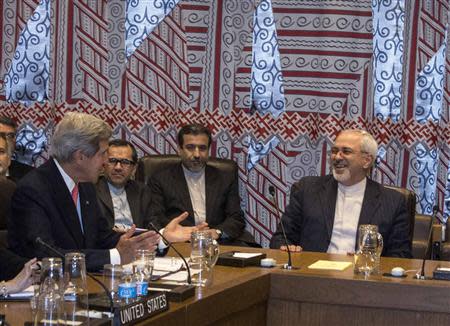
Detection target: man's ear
<box><xmin>362</xmin><ymin>154</ymin><xmax>373</xmax><ymax>169</ymax></box>
<box><xmin>72</xmin><ymin>150</ymin><xmax>84</xmax><ymax>163</ymax></box>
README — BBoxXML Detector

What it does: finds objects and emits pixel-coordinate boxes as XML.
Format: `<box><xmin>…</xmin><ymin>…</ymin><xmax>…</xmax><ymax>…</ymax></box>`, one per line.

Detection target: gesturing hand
<box><xmin>115</xmin><ymin>225</ymin><xmax>160</xmax><ymax>264</ymax></box>
<box><xmin>163</xmin><ymin>212</ymin><xmax>209</xmax><ymax>243</ymax></box>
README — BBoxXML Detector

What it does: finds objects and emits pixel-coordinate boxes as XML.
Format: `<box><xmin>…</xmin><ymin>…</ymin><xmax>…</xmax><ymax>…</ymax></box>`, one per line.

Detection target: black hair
<box><xmin>108</xmin><ymin>139</ymin><xmax>138</xmax><ymax>163</ymax></box>
<box><xmin>177</xmin><ymin>124</ymin><xmax>212</xmax><ymax>147</ymax></box>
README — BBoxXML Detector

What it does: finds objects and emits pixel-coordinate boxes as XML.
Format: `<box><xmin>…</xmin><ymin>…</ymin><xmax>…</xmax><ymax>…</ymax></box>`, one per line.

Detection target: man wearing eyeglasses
<box><xmin>0</xmin><ymin>116</ymin><xmax>33</xmax><ymax>182</ymax></box>
<box><xmin>270</xmin><ymin>129</ymin><xmax>412</xmax><ymax>258</ymax></box>
<box><xmin>96</xmin><ymin>139</ymin><xmax>151</xmax><ymax>229</ymax></box>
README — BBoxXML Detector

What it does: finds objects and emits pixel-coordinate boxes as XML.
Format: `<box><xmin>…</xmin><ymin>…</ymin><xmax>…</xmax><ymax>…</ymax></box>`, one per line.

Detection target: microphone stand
<box><xmin>268</xmin><ymin>186</ymin><xmax>297</xmax><ymax>270</ymax></box>
<box><xmin>147</xmin><ymin>223</ymin><xmax>192</xmax><ymax>284</ymax></box>
<box><xmin>415</xmin><ymin>205</ymin><xmax>439</xmax><ymax>280</ymax></box>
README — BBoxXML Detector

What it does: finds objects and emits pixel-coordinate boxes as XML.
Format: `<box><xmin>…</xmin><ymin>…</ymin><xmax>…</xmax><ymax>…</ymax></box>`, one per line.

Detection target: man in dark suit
<box><xmin>150</xmin><ymin>124</ymin><xmax>255</xmax><ymax>245</ymax></box>
<box><xmin>96</xmin><ymin>139</ymin><xmax>151</xmax><ymax>229</ymax></box>
<box><xmin>270</xmin><ymin>130</ymin><xmax>412</xmax><ymax>258</ymax></box>
<box><xmin>8</xmin><ymin>112</ymin><xmax>161</xmax><ymax>271</ymax></box>
<box><xmin>0</xmin><ymin>116</ymin><xmax>33</xmax><ymax>181</ymax></box>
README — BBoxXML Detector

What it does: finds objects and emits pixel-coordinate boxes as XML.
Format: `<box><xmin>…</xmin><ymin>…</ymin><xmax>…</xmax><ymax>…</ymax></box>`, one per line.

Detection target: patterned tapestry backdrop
<box><xmin>0</xmin><ymin>0</ymin><xmax>449</xmax><ymax>247</ymax></box>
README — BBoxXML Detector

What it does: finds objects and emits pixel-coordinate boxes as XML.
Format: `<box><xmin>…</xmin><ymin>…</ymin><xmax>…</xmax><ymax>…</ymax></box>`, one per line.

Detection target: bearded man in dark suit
<box><xmin>149</xmin><ymin>124</ymin><xmax>256</xmax><ymax>246</ymax></box>
<box><xmin>270</xmin><ymin>130</ymin><xmax>412</xmax><ymax>258</ymax></box>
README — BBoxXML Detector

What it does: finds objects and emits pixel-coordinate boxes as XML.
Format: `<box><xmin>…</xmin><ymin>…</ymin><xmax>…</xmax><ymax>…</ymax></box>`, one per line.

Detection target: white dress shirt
<box><xmin>327</xmin><ymin>178</ymin><xmax>367</xmax><ymax>254</ymax></box>
<box><xmin>108</xmin><ymin>183</ymin><xmax>133</xmax><ymax>228</ymax></box>
<box><xmin>182</xmin><ymin>166</ymin><xmax>206</xmax><ymax>225</ymax></box>
<box><xmin>54</xmin><ymin>159</ymin><xmax>121</xmax><ymax>264</ymax></box>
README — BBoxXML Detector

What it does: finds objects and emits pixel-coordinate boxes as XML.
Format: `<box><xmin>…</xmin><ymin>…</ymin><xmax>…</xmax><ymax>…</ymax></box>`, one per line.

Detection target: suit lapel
<box><xmin>205</xmin><ymin>165</ymin><xmax>217</xmax><ymax>223</ymax></box>
<box><xmin>358</xmin><ymin>179</ymin><xmax>381</xmax><ymax>226</ymax></box>
<box><xmin>48</xmin><ymin>159</ymin><xmax>85</xmax><ymax>248</ymax></box>
<box><xmin>96</xmin><ymin>178</ymin><xmax>114</xmax><ymax>217</ymax></box>
<box><xmin>176</xmin><ymin>164</ymin><xmax>195</xmax><ymax>224</ymax></box>
<box><xmin>126</xmin><ymin>182</ymin><xmax>141</xmax><ymax>226</ymax></box>
<box><xmin>319</xmin><ymin>176</ymin><xmax>338</xmax><ymax>241</ymax></box>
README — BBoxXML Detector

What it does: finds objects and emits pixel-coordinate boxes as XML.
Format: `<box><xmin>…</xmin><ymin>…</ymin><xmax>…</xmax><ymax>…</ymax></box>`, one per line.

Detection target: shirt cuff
<box><xmin>158</xmin><ymin>228</ymin><xmax>169</xmax><ymax>250</ymax></box>
<box><xmin>110</xmin><ymin>248</ymin><xmax>121</xmax><ymax>264</ymax></box>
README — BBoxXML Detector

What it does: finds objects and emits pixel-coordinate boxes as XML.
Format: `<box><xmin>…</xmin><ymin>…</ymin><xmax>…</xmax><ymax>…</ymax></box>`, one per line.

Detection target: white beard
<box><xmin>332</xmin><ymin>167</ymin><xmax>351</xmax><ymax>183</ymax></box>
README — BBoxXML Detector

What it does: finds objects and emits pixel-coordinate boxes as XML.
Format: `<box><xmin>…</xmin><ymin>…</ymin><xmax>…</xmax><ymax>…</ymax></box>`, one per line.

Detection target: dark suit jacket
<box><xmin>0</xmin><ymin>248</ymin><xmax>28</xmax><ymax>281</ymax></box>
<box><xmin>8</xmin><ymin>160</ymin><xmax>33</xmax><ymax>182</ymax></box>
<box><xmin>149</xmin><ymin>163</ymin><xmax>248</xmax><ymax>243</ymax></box>
<box><xmin>8</xmin><ymin>159</ymin><xmax>121</xmax><ymax>271</ymax></box>
<box><xmin>96</xmin><ymin>176</ymin><xmax>152</xmax><ymax>229</ymax></box>
<box><xmin>269</xmin><ymin>175</ymin><xmax>412</xmax><ymax>258</ymax></box>
<box><xmin>0</xmin><ymin>177</ymin><xmax>16</xmax><ymax>229</ymax></box>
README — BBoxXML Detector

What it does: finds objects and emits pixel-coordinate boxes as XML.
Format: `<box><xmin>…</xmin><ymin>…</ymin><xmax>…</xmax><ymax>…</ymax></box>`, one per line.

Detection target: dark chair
<box><xmin>412</xmin><ymin>214</ymin><xmax>432</xmax><ymax>259</ymax></box>
<box><xmin>384</xmin><ymin>185</ymin><xmax>416</xmax><ymax>244</ymax></box>
<box><xmin>135</xmin><ymin>154</ymin><xmax>238</xmax><ymax>185</ymax></box>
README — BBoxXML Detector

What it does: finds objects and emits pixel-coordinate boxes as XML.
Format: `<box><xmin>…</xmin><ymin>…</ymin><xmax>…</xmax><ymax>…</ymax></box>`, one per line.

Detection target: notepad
<box><xmin>308</xmin><ymin>260</ymin><xmax>352</xmax><ymax>271</ymax></box>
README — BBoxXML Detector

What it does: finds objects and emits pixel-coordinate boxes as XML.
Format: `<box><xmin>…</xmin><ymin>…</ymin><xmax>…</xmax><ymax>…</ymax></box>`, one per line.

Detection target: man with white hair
<box><xmin>270</xmin><ymin>129</ymin><xmax>412</xmax><ymax>258</ymax></box>
<box><xmin>9</xmin><ymin>113</ymin><xmax>161</xmax><ymax>271</ymax></box>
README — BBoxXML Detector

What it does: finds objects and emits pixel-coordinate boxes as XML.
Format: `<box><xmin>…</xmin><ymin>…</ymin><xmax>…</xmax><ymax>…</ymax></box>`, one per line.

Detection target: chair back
<box><xmin>135</xmin><ymin>154</ymin><xmax>238</xmax><ymax>185</ymax></box>
<box><xmin>412</xmin><ymin>214</ymin><xmax>432</xmax><ymax>259</ymax></box>
<box><xmin>383</xmin><ymin>185</ymin><xmax>416</xmax><ymax>244</ymax></box>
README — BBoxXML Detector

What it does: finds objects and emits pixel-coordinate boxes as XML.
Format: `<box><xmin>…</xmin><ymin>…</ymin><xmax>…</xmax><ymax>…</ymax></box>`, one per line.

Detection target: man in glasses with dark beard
<box><xmin>270</xmin><ymin>129</ymin><xmax>412</xmax><ymax>258</ymax></box>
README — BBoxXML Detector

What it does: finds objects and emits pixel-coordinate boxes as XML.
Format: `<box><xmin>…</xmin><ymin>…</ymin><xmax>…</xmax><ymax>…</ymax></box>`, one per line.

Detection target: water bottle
<box><xmin>118</xmin><ymin>266</ymin><xmax>136</xmax><ymax>304</ymax></box>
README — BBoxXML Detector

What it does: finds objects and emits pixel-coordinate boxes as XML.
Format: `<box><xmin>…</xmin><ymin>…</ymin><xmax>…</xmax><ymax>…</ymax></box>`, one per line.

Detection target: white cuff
<box><xmin>158</xmin><ymin>228</ymin><xmax>169</xmax><ymax>250</ymax></box>
<box><xmin>109</xmin><ymin>248</ymin><xmax>121</xmax><ymax>265</ymax></box>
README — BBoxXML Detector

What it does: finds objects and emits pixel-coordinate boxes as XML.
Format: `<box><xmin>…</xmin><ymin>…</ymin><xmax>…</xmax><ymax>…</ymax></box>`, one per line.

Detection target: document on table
<box><xmin>8</xmin><ymin>285</ymin><xmax>34</xmax><ymax>299</ymax></box>
<box><xmin>308</xmin><ymin>260</ymin><xmax>352</xmax><ymax>271</ymax></box>
<box><xmin>232</xmin><ymin>252</ymin><xmax>263</xmax><ymax>258</ymax></box>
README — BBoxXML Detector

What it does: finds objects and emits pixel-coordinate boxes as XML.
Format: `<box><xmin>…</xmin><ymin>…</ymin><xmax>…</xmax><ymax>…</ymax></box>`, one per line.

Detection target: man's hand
<box><xmin>280</xmin><ymin>245</ymin><xmax>302</xmax><ymax>252</ymax></box>
<box><xmin>115</xmin><ymin>225</ymin><xmax>160</xmax><ymax>264</ymax></box>
<box><xmin>163</xmin><ymin>212</ymin><xmax>209</xmax><ymax>243</ymax></box>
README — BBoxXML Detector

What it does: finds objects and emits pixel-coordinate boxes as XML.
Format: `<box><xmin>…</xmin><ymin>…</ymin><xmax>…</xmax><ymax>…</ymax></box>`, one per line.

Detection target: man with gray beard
<box><xmin>269</xmin><ymin>129</ymin><xmax>412</xmax><ymax>258</ymax></box>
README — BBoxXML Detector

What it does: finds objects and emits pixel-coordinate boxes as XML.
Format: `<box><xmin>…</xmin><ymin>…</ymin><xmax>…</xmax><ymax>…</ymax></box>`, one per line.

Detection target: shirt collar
<box><xmin>338</xmin><ymin>177</ymin><xmax>367</xmax><ymax>195</ymax></box>
<box><xmin>182</xmin><ymin>165</ymin><xmax>205</xmax><ymax>179</ymax></box>
<box><xmin>54</xmin><ymin>158</ymin><xmax>77</xmax><ymax>193</ymax></box>
<box><xmin>107</xmin><ymin>181</ymin><xmax>125</xmax><ymax>195</ymax></box>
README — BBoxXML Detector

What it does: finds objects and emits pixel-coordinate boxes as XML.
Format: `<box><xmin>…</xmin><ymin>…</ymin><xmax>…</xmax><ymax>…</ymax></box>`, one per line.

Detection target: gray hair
<box><xmin>51</xmin><ymin>112</ymin><xmax>112</xmax><ymax>163</ymax></box>
<box><xmin>339</xmin><ymin>129</ymin><xmax>378</xmax><ymax>166</ymax></box>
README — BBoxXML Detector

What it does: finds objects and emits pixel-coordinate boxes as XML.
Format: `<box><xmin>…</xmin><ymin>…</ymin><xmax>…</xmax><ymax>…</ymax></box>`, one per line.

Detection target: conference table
<box><xmin>3</xmin><ymin>244</ymin><xmax>450</xmax><ymax>325</ymax></box>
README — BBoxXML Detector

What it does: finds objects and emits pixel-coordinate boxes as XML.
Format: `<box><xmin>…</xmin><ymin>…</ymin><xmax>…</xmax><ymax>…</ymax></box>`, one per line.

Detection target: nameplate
<box><xmin>114</xmin><ymin>292</ymin><xmax>169</xmax><ymax>325</ymax></box>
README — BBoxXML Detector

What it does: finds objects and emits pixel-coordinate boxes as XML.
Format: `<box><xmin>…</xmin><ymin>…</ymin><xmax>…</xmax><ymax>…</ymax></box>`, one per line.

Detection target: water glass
<box><xmin>190</xmin><ymin>231</ymin><xmax>220</xmax><ymax>287</ymax></box>
<box><xmin>64</xmin><ymin>252</ymin><xmax>88</xmax><ymax>325</ymax></box>
<box><xmin>132</xmin><ymin>249</ymin><xmax>155</xmax><ymax>297</ymax></box>
<box><xmin>102</xmin><ymin>264</ymin><xmax>123</xmax><ymax>303</ymax></box>
<box><xmin>35</xmin><ymin>257</ymin><xmax>65</xmax><ymax>325</ymax></box>
<box><xmin>354</xmin><ymin>224</ymin><xmax>384</xmax><ymax>276</ymax></box>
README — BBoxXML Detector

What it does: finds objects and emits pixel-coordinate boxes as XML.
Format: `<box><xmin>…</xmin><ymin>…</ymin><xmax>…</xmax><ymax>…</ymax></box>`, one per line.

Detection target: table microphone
<box><xmin>35</xmin><ymin>237</ymin><xmax>114</xmax><ymax>313</ymax></box>
<box><xmin>415</xmin><ymin>205</ymin><xmax>439</xmax><ymax>280</ymax></box>
<box><xmin>268</xmin><ymin>185</ymin><xmax>297</xmax><ymax>270</ymax></box>
<box><xmin>147</xmin><ymin>223</ymin><xmax>192</xmax><ymax>284</ymax></box>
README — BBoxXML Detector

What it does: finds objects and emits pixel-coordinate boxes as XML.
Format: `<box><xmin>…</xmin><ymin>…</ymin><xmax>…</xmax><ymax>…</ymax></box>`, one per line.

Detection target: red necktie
<box><xmin>71</xmin><ymin>184</ymin><xmax>79</xmax><ymax>206</ymax></box>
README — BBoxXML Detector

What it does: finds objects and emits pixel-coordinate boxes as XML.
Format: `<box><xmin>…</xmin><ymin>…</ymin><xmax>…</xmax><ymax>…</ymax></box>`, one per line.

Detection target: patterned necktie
<box><xmin>71</xmin><ymin>184</ymin><xmax>79</xmax><ymax>206</ymax></box>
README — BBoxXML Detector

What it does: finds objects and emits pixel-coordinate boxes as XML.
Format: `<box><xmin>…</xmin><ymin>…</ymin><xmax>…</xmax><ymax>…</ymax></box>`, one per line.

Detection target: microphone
<box><xmin>415</xmin><ymin>205</ymin><xmax>439</xmax><ymax>280</ymax></box>
<box><xmin>147</xmin><ymin>223</ymin><xmax>192</xmax><ymax>284</ymax></box>
<box><xmin>35</xmin><ymin>237</ymin><xmax>115</xmax><ymax>313</ymax></box>
<box><xmin>268</xmin><ymin>185</ymin><xmax>296</xmax><ymax>270</ymax></box>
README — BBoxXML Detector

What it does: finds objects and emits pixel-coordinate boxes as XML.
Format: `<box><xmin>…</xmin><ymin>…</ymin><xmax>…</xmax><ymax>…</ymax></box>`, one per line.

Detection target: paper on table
<box><xmin>154</xmin><ymin>257</ymin><xmax>184</xmax><ymax>272</ymax></box>
<box><xmin>308</xmin><ymin>260</ymin><xmax>352</xmax><ymax>271</ymax></box>
<box><xmin>160</xmin><ymin>270</ymin><xmax>198</xmax><ymax>283</ymax></box>
<box><xmin>9</xmin><ymin>285</ymin><xmax>34</xmax><ymax>298</ymax></box>
<box><xmin>232</xmin><ymin>252</ymin><xmax>263</xmax><ymax>259</ymax></box>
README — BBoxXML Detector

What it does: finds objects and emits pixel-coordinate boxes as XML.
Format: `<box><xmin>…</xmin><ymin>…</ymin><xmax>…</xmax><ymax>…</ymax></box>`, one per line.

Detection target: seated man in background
<box><xmin>149</xmin><ymin>123</ymin><xmax>256</xmax><ymax>246</ymax></box>
<box><xmin>96</xmin><ymin>139</ymin><xmax>151</xmax><ymax>229</ymax></box>
<box><xmin>270</xmin><ymin>129</ymin><xmax>412</xmax><ymax>258</ymax></box>
<box><xmin>0</xmin><ymin>134</ymin><xmax>16</xmax><ymax>247</ymax></box>
<box><xmin>9</xmin><ymin>112</ymin><xmax>174</xmax><ymax>271</ymax></box>
<box><xmin>0</xmin><ymin>116</ymin><xmax>33</xmax><ymax>181</ymax></box>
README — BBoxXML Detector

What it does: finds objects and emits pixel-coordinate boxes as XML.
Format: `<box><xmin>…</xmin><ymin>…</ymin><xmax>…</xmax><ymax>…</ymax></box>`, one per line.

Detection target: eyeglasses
<box><xmin>183</xmin><ymin>144</ymin><xmax>208</xmax><ymax>152</ymax></box>
<box><xmin>107</xmin><ymin>158</ymin><xmax>135</xmax><ymax>167</ymax></box>
<box><xmin>0</xmin><ymin>132</ymin><xmax>15</xmax><ymax>139</ymax></box>
<box><xmin>330</xmin><ymin>147</ymin><xmax>367</xmax><ymax>156</ymax></box>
